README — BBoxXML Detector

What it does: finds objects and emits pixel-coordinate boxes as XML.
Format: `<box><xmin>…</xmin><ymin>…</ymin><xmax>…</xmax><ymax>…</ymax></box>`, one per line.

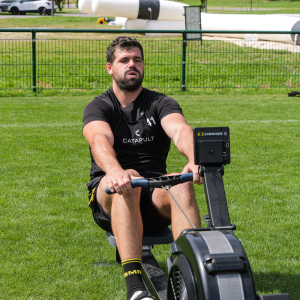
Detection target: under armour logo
<box><xmin>135</xmin><ymin>130</ymin><xmax>140</xmax><ymax>136</ymax></box>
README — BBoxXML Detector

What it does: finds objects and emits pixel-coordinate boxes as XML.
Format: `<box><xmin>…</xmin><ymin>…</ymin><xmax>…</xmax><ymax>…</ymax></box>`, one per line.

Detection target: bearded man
<box><xmin>83</xmin><ymin>36</ymin><xmax>202</xmax><ymax>300</ymax></box>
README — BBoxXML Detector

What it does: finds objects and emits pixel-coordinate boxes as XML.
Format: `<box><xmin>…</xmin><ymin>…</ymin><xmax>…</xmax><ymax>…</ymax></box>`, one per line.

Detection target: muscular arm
<box><xmin>161</xmin><ymin>113</ymin><xmax>201</xmax><ymax>183</ymax></box>
<box><xmin>83</xmin><ymin>120</ymin><xmax>135</xmax><ymax>194</ymax></box>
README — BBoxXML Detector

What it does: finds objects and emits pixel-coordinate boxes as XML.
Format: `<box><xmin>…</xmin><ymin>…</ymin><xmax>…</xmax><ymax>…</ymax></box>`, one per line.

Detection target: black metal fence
<box><xmin>0</xmin><ymin>29</ymin><xmax>299</xmax><ymax>92</ymax></box>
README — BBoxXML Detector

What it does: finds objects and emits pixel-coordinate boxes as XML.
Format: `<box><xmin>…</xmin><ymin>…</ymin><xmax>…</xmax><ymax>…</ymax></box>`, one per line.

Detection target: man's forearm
<box><xmin>175</xmin><ymin>125</ymin><xmax>195</xmax><ymax>162</ymax></box>
<box><xmin>91</xmin><ymin>133</ymin><xmax>122</xmax><ymax>174</ymax></box>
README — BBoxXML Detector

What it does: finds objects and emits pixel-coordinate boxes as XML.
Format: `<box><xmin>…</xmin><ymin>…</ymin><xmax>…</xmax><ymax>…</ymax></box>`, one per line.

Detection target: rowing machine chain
<box><xmin>162</xmin><ymin>185</ymin><xmax>196</xmax><ymax>229</ymax></box>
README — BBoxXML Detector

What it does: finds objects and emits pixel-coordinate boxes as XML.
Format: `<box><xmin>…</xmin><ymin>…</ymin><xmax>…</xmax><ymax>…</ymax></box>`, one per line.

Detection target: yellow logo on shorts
<box><xmin>124</xmin><ymin>270</ymin><xmax>142</xmax><ymax>277</ymax></box>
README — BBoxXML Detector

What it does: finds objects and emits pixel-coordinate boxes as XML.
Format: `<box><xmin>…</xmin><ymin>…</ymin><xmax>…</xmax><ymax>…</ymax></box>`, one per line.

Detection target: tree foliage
<box><xmin>54</xmin><ymin>0</ymin><xmax>65</xmax><ymax>11</ymax></box>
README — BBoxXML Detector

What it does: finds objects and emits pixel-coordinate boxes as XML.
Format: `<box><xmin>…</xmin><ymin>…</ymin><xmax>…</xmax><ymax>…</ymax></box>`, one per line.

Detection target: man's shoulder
<box><xmin>84</xmin><ymin>90</ymin><xmax>114</xmax><ymax>111</ymax></box>
<box><xmin>92</xmin><ymin>89</ymin><xmax>113</xmax><ymax>104</ymax></box>
<box><xmin>142</xmin><ymin>88</ymin><xmax>182</xmax><ymax>119</ymax></box>
<box><xmin>82</xmin><ymin>89</ymin><xmax>117</xmax><ymax>126</ymax></box>
<box><xmin>143</xmin><ymin>88</ymin><xmax>175</xmax><ymax>104</ymax></box>
<box><xmin>143</xmin><ymin>88</ymin><xmax>168</xmax><ymax>98</ymax></box>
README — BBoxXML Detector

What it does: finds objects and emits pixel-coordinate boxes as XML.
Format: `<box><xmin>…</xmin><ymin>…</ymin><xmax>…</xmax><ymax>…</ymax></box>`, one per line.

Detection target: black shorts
<box><xmin>88</xmin><ymin>180</ymin><xmax>171</xmax><ymax>234</ymax></box>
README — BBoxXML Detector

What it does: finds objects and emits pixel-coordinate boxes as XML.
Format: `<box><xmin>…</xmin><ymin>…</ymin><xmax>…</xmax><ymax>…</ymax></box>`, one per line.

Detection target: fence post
<box><xmin>182</xmin><ymin>32</ymin><xmax>187</xmax><ymax>91</ymax></box>
<box><xmin>32</xmin><ymin>31</ymin><xmax>36</xmax><ymax>93</ymax></box>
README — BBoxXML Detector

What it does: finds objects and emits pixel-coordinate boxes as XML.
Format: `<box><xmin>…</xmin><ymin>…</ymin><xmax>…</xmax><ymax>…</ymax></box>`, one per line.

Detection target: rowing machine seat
<box><xmin>105</xmin><ymin>227</ymin><xmax>174</xmax><ymax>263</ymax></box>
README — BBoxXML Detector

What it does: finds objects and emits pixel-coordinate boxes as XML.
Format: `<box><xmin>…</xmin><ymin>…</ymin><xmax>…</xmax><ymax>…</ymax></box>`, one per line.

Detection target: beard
<box><xmin>113</xmin><ymin>67</ymin><xmax>144</xmax><ymax>92</ymax></box>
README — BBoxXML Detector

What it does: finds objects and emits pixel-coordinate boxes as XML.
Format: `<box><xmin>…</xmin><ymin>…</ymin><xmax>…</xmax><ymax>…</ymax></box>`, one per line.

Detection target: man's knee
<box><xmin>171</xmin><ymin>181</ymin><xmax>196</xmax><ymax>204</ymax></box>
<box><xmin>97</xmin><ymin>180</ymin><xmax>142</xmax><ymax>216</ymax></box>
<box><xmin>173</xmin><ymin>180</ymin><xmax>194</xmax><ymax>193</ymax></box>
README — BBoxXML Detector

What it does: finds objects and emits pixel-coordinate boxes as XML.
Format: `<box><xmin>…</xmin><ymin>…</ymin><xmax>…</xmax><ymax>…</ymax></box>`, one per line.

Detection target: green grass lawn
<box><xmin>0</xmin><ymin>94</ymin><xmax>299</xmax><ymax>299</ymax></box>
<box><xmin>0</xmin><ymin>16</ymin><xmax>112</xmax><ymax>29</ymax></box>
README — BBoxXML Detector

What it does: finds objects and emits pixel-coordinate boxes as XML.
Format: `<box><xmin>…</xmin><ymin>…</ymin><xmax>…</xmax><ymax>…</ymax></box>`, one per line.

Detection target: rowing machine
<box><xmin>104</xmin><ymin>127</ymin><xmax>290</xmax><ymax>300</ymax></box>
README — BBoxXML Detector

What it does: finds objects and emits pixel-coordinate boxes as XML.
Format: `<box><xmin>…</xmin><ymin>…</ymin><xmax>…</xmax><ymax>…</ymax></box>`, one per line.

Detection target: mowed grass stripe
<box><xmin>190</xmin><ymin>119</ymin><xmax>300</xmax><ymax>124</ymax></box>
<box><xmin>0</xmin><ymin>123</ymin><xmax>80</xmax><ymax>128</ymax></box>
<box><xmin>1</xmin><ymin>119</ymin><xmax>300</xmax><ymax>128</ymax></box>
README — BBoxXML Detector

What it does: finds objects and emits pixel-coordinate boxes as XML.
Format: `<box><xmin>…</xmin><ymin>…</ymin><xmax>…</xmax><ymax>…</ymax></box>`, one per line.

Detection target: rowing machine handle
<box><xmin>105</xmin><ymin>173</ymin><xmax>193</xmax><ymax>195</ymax></box>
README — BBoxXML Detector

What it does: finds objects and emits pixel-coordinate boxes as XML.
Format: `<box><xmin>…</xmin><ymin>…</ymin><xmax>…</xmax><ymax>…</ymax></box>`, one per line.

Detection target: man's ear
<box><xmin>106</xmin><ymin>62</ymin><xmax>113</xmax><ymax>75</ymax></box>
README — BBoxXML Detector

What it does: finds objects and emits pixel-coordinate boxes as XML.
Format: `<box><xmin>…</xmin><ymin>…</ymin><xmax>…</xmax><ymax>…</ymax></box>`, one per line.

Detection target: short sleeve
<box><xmin>83</xmin><ymin>96</ymin><xmax>113</xmax><ymax>128</ymax></box>
<box><xmin>156</xmin><ymin>96</ymin><xmax>183</xmax><ymax>121</ymax></box>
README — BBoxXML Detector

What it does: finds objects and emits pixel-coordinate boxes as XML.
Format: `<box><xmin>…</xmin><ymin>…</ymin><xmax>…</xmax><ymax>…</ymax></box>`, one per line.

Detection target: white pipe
<box><xmin>109</xmin><ymin>17</ymin><xmax>128</xmax><ymax>27</ymax></box>
<box><xmin>92</xmin><ymin>0</ymin><xmax>139</xmax><ymax>20</ymax></box>
<box><xmin>124</xmin><ymin>19</ymin><xmax>183</xmax><ymax>37</ymax></box>
<box><xmin>124</xmin><ymin>14</ymin><xmax>300</xmax><ymax>43</ymax></box>
<box><xmin>78</xmin><ymin>0</ymin><xmax>93</xmax><ymax>14</ymax></box>
<box><xmin>78</xmin><ymin>0</ymin><xmax>300</xmax><ymax>44</ymax></box>
<box><xmin>201</xmin><ymin>13</ymin><xmax>300</xmax><ymax>44</ymax></box>
<box><xmin>145</xmin><ymin>20</ymin><xmax>184</xmax><ymax>37</ymax></box>
<box><xmin>125</xmin><ymin>19</ymin><xmax>148</xmax><ymax>30</ymax></box>
<box><xmin>158</xmin><ymin>1</ymin><xmax>187</xmax><ymax>21</ymax></box>
<box><xmin>89</xmin><ymin>0</ymin><xmax>187</xmax><ymax>21</ymax></box>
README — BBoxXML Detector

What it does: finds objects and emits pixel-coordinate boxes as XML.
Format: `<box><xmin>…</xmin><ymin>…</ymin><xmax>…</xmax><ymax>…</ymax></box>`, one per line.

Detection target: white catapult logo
<box><xmin>123</xmin><ymin>124</ymin><xmax>156</xmax><ymax>144</ymax></box>
<box><xmin>147</xmin><ymin>116</ymin><xmax>156</xmax><ymax>127</ymax></box>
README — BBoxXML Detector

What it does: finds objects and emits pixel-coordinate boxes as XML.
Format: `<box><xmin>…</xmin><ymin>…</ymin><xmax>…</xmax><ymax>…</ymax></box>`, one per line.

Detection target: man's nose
<box><xmin>127</xmin><ymin>59</ymin><xmax>135</xmax><ymax>67</ymax></box>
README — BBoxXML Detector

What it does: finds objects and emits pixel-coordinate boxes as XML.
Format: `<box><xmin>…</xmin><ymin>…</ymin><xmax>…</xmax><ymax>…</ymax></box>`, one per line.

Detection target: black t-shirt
<box><xmin>83</xmin><ymin>88</ymin><xmax>183</xmax><ymax>189</ymax></box>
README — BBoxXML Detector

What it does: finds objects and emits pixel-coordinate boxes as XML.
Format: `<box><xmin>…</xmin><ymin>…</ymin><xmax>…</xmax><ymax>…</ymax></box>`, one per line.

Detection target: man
<box><xmin>83</xmin><ymin>36</ymin><xmax>201</xmax><ymax>300</ymax></box>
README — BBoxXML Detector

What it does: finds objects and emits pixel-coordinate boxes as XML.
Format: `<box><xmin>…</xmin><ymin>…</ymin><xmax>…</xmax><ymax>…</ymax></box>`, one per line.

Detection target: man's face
<box><xmin>106</xmin><ymin>47</ymin><xmax>144</xmax><ymax>92</ymax></box>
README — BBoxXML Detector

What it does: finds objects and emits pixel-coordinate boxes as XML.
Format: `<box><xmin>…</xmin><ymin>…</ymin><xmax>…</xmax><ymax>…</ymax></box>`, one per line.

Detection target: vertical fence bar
<box><xmin>182</xmin><ymin>32</ymin><xmax>187</xmax><ymax>91</ymax></box>
<box><xmin>32</xmin><ymin>31</ymin><xmax>36</xmax><ymax>93</ymax></box>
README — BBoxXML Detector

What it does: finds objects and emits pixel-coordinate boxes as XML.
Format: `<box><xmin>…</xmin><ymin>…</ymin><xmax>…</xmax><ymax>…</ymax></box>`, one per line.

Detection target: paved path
<box><xmin>273</xmin><ymin>14</ymin><xmax>300</xmax><ymax>18</ymax></box>
<box><xmin>208</xmin><ymin>7</ymin><xmax>279</xmax><ymax>11</ymax></box>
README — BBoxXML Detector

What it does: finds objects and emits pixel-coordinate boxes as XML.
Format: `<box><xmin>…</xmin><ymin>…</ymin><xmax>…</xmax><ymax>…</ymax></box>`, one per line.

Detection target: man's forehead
<box><xmin>115</xmin><ymin>47</ymin><xmax>142</xmax><ymax>57</ymax></box>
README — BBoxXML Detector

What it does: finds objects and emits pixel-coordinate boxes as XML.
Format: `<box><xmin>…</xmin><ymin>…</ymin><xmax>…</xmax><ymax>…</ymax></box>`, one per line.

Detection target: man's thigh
<box><xmin>96</xmin><ymin>169</ymin><xmax>142</xmax><ymax>216</ymax></box>
<box><xmin>97</xmin><ymin>175</ymin><xmax>114</xmax><ymax>216</ymax></box>
<box><xmin>88</xmin><ymin>178</ymin><xmax>113</xmax><ymax>233</ymax></box>
<box><xmin>140</xmin><ymin>187</ymin><xmax>171</xmax><ymax>234</ymax></box>
<box><xmin>90</xmin><ymin>175</ymin><xmax>171</xmax><ymax>234</ymax></box>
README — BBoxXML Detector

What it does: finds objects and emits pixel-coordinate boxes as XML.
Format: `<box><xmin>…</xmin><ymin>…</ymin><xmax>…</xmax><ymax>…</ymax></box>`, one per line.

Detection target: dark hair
<box><xmin>106</xmin><ymin>36</ymin><xmax>144</xmax><ymax>64</ymax></box>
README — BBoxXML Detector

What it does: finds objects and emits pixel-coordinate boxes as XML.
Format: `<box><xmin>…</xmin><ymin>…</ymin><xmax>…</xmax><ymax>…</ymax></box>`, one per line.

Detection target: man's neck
<box><xmin>112</xmin><ymin>83</ymin><xmax>143</xmax><ymax>107</ymax></box>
